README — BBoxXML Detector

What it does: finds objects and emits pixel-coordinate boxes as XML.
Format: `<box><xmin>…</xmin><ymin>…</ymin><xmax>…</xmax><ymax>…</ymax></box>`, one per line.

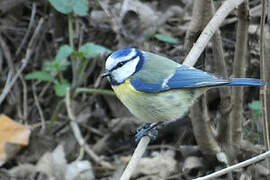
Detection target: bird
<box><xmin>102</xmin><ymin>47</ymin><xmax>264</xmax><ymax>141</ymax></box>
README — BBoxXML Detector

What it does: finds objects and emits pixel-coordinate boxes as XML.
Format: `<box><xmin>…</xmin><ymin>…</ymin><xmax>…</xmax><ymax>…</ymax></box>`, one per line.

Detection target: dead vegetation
<box><xmin>0</xmin><ymin>0</ymin><xmax>269</xmax><ymax>179</ymax></box>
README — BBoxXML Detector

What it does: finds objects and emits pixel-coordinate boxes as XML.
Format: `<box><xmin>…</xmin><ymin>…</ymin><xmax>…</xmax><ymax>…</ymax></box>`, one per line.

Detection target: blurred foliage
<box><xmin>48</xmin><ymin>0</ymin><xmax>89</xmax><ymax>16</ymax></box>
<box><xmin>79</xmin><ymin>43</ymin><xmax>112</xmax><ymax>59</ymax></box>
<box><xmin>25</xmin><ymin>44</ymin><xmax>111</xmax><ymax>96</ymax></box>
<box><xmin>248</xmin><ymin>100</ymin><xmax>262</xmax><ymax>121</ymax></box>
<box><xmin>246</xmin><ymin>100</ymin><xmax>263</xmax><ymax>142</ymax></box>
<box><xmin>153</xmin><ymin>33</ymin><xmax>179</xmax><ymax>44</ymax></box>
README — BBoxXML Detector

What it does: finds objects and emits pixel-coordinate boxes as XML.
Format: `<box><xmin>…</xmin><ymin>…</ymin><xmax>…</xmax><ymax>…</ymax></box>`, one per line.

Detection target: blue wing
<box><xmin>131</xmin><ymin>65</ymin><xmax>230</xmax><ymax>93</ymax></box>
<box><xmin>129</xmin><ymin>51</ymin><xmax>264</xmax><ymax>93</ymax></box>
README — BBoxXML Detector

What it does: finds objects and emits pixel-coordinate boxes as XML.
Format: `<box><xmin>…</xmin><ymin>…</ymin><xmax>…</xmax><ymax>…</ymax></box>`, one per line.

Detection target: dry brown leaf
<box><xmin>0</xmin><ymin>114</ymin><xmax>31</xmax><ymax>166</ymax></box>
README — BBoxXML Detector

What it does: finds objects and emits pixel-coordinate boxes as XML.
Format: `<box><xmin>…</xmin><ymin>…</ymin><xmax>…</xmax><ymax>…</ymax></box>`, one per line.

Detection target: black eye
<box><xmin>111</xmin><ymin>61</ymin><xmax>128</xmax><ymax>71</ymax></box>
<box><xmin>118</xmin><ymin>62</ymin><xmax>125</xmax><ymax>67</ymax></box>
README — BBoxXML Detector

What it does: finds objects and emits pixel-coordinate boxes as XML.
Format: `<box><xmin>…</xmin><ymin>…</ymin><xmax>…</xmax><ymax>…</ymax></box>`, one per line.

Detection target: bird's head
<box><xmin>102</xmin><ymin>48</ymin><xmax>144</xmax><ymax>85</ymax></box>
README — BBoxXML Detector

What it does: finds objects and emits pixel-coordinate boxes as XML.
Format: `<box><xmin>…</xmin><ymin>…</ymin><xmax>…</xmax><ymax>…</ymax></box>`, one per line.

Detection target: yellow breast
<box><xmin>112</xmin><ymin>79</ymin><xmax>204</xmax><ymax>123</ymax></box>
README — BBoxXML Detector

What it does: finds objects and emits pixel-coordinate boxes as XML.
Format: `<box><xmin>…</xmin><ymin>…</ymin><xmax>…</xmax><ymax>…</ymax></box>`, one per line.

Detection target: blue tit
<box><xmin>102</xmin><ymin>48</ymin><xmax>264</xmax><ymax>140</ymax></box>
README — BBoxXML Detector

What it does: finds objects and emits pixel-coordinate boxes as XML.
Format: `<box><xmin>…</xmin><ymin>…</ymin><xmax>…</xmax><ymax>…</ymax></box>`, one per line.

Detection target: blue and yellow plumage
<box><xmin>112</xmin><ymin>78</ymin><xmax>202</xmax><ymax>123</ymax></box>
<box><xmin>102</xmin><ymin>48</ymin><xmax>264</xmax><ymax>139</ymax></box>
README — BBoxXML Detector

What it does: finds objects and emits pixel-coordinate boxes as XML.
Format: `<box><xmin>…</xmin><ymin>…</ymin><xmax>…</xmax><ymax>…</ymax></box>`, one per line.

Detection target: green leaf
<box><xmin>25</xmin><ymin>71</ymin><xmax>56</xmax><ymax>82</ymax></box>
<box><xmin>154</xmin><ymin>34</ymin><xmax>179</xmax><ymax>44</ymax></box>
<box><xmin>243</xmin><ymin>128</ymin><xmax>249</xmax><ymax>135</ymax></box>
<box><xmin>44</xmin><ymin>61</ymin><xmax>60</xmax><ymax>73</ymax></box>
<box><xmin>73</xmin><ymin>0</ymin><xmax>89</xmax><ymax>16</ymax></box>
<box><xmin>248</xmin><ymin>101</ymin><xmax>262</xmax><ymax>111</ymax></box>
<box><xmin>59</xmin><ymin>60</ymin><xmax>70</xmax><ymax>71</ymax></box>
<box><xmin>71</xmin><ymin>51</ymin><xmax>84</xmax><ymax>58</ymax></box>
<box><xmin>55</xmin><ymin>45</ymin><xmax>73</xmax><ymax>62</ymax></box>
<box><xmin>45</xmin><ymin>44</ymin><xmax>72</xmax><ymax>73</ymax></box>
<box><xmin>79</xmin><ymin>43</ymin><xmax>112</xmax><ymax>59</ymax></box>
<box><xmin>44</xmin><ymin>60</ymin><xmax>70</xmax><ymax>73</ymax></box>
<box><xmin>54</xmin><ymin>82</ymin><xmax>70</xmax><ymax>97</ymax></box>
<box><xmin>48</xmin><ymin>0</ymin><xmax>73</xmax><ymax>14</ymax></box>
<box><xmin>48</xmin><ymin>0</ymin><xmax>88</xmax><ymax>16</ymax></box>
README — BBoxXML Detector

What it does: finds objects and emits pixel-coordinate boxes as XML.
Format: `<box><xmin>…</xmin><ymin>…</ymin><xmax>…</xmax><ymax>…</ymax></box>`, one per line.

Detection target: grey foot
<box><xmin>135</xmin><ymin>122</ymin><xmax>160</xmax><ymax>142</ymax></box>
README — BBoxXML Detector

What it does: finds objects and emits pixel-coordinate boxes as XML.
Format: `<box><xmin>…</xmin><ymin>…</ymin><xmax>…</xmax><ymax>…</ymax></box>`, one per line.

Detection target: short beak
<box><xmin>101</xmin><ymin>69</ymin><xmax>110</xmax><ymax>77</ymax></box>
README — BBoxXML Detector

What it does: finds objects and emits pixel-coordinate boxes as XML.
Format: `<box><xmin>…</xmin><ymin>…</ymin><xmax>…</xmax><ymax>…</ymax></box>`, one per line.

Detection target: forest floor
<box><xmin>0</xmin><ymin>0</ymin><xmax>267</xmax><ymax>179</ymax></box>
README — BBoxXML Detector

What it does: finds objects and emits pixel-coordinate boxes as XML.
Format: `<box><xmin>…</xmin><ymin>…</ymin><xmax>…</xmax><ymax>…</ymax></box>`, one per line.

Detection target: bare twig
<box><xmin>0</xmin><ymin>17</ymin><xmax>44</xmax><ymax>106</ymax></box>
<box><xmin>211</xmin><ymin>0</ymin><xmax>231</xmax><ymax>145</ymax></box>
<box><xmin>65</xmin><ymin>88</ymin><xmax>113</xmax><ymax>169</ymax></box>
<box><xmin>195</xmin><ymin>151</ymin><xmax>270</xmax><ymax>180</ymax></box>
<box><xmin>0</xmin><ymin>34</ymin><xmax>15</xmax><ymax>73</ymax></box>
<box><xmin>183</xmin><ymin>0</ymin><xmax>244</xmax><ymax>66</ymax></box>
<box><xmin>190</xmin><ymin>97</ymin><xmax>221</xmax><ymax>154</ymax></box>
<box><xmin>2</xmin><ymin>71</ymin><xmax>12</xmax><ymax>95</ymax></box>
<box><xmin>75</xmin><ymin>88</ymin><xmax>115</xmax><ymax>96</ymax></box>
<box><xmin>28</xmin><ymin>18</ymin><xmax>44</xmax><ymax>50</ymax></box>
<box><xmin>260</xmin><ymin>0</ymin><xmax>270</xmax><ymax>175</ymax></box>
<box><xmin>32</xmin><ymin>83</ymin><xmax>46</xmax><ymax>134</ymax></box>
<box><xmin>20</xmin><ymin>76</ymin><xmax>28</xmax><ymax>120</ymax></box>
<box><xmin>260</xmin><ymin>0</ymin><xmax>270</xmax><ymax>151</ymax></box>
<box><xmin>230</xmin><ymin>0</ymin><xmax>249</xmax><ymax>147</ymax></box>
<box><xmin>213</xmin><ymin>35</ymin><xmax>231</xmax><ymax>142</ymax></box>
<box><xmin>184</xmin><ymin>0</ymin><xmax>211</xmax><ymax>56</ymax></box>
<box><xmin>120</xmin><ymin>136</ymin><xmax>151</xmax><ymax>180</ymax></box>
<box><xmin>15</xmin><ymin>2</ymin><xmax>36</xmax><ymax>57</ymax></box>
<box><xmin>0</xmin><ymin>49</ymin><xmax>32</xmax><ymax>105</ymax></box>
<box><xmin>96</xmin><ymin>0</ymin><xmax>121</xmax><ymax>33</ymax></box>
<box><xmin>185</xmin><ymin>0</ymin><xmax>221</xmax><ymax>155</ymax></box>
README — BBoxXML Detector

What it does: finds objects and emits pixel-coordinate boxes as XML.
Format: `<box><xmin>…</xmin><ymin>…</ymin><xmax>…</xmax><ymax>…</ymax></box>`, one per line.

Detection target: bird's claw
<box><xmin>135</xmin><ymin>123</ymin><xmax>159</xmax><ymax>142</ymax></box>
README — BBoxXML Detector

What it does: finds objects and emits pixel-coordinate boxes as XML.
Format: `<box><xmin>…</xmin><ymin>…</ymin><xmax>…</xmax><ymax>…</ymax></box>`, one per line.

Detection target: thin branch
<box><xmin>0</xmin><ymin>49</ymin><xmax>32</xmax><ymax>105</ymax></box>
<box><xmin>185</xmin><ymin>0</ymin><xmax>221</xmax><ymax>155</ymax></box>
<box><xmin>49</xmin><ymin>99</ymin><xmax>65</xmax><ymax>123</ymax></box>
<box><xmin>75</xmin><ymin>88</ymin><xmax>115</xmax><ymax>96</ymax></box>
<box><xmin>20</xmin><ymin>76</ymin><xmax>28</xmax><ymax>120</ymax></box>
<box><xmin>32</xmin><ymin>83</ymin><xmax>46</xmax><ymax>134</ymax></box>
<box><xmin>260</xmin><ymin>0</ymin><xmax>270</xmax><ymax>151</ymax></box>
<box><xmin>65</xmin><ymin>88</ymin><xmax>113</xmax><ymax>169</ymax></box>
<box><xmin>195</xmin><ymin>151</ymin><xmax>270</xmax><ymax>180</ymax></box>
<box><xmin>15</xmin><ymin>2</ymin><xmax>36</xmax><ymax>57</ymax></box>
<box><xmin>190</xmin><ymin>97</ymin><xmax>221</xmax><ymax>154</ymax></box>
<box><xmin>68</xmin><ymin>13</ymin><xmax>74</xmax><ymax>49</ymax></box>
<box><xmin>213</xmin><ymin>30</ymin><xmax>231</xmax><ymax>143</ymax></box>
<box><xmin>230</xmin><ymin>0</ymin><xmax>249</xmax><ymax>146</ymax></box>
<box><xmin>210</xmin><ymin>0</ymin><xmax>231</xmax><ymax>144</ymax></box>
<box><xmin>96</xmin><ymin>0</ymin><xmax>121</xmax><ymax>33</ymax></box>
<box><xmin>184</xmin><ymin>0</ymin><xmax>210</xmax><ymax>56</ymax></box>
<box><xmin>261</xmin><ymin>1</ymin><xmax>270</xmax><ymax>175</ymax></box>
<box><xmin>120</xmin><ymin>136</ymin><xmax>151</xmax><ymax>180</ymax></box>
<box><xmin>2</xmin><ymin>71</ymin><xmax>12</xmax><ymax>96</ymax></box>
<box><xmin>0</xmin><ymin>34</ymin><xmax>15</xmax><ymax>73</ymax></box>
<box><xmin>183</xmin><ymin>0</ymin><xmax>244</xmax><ymax>66</ymax></box>
<box><xmin>0</xmin><ymin>17</ymin><xmax>44</xmax><ymax>105</ymax></box>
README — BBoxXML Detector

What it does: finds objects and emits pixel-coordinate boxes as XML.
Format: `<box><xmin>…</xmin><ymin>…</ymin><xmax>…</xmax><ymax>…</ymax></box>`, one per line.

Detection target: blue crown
<box><xmin>110</xmin><ymin>48</ymin><xmax>133</xmax><ymax>59</ymax></box>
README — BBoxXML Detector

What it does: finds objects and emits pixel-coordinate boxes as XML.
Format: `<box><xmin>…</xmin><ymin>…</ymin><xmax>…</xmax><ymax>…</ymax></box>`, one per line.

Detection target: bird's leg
<box><xmin>135</xmin><ymin>122</ymin><xmax>162</xmax><ymax>142</ymax></box>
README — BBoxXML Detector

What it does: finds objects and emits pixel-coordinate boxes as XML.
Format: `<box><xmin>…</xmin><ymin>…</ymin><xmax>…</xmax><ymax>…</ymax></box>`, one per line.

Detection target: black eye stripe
<box><xmin>111</xmin><ymin>61</ymin><xmax>128</xmax><ymax>71</ymax></box>
<box><xmin>111</xmin><ymin>54</ymin><xmax>140</xmax><ymax>71</ymax></box>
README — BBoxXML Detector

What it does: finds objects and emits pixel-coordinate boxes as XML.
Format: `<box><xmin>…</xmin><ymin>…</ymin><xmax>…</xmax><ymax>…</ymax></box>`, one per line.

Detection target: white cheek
<box><xmin>112</xmin><ymin>56</ymin><xmax>140</xmax><ymax>83</ymax></box>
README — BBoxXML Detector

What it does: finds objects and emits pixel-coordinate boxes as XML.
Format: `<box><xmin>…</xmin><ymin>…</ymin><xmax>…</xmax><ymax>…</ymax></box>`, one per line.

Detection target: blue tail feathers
<box><xmin>228</xmin><ymin>78</ymin><xmax>264</xmax><ymax>86</ymax></box>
